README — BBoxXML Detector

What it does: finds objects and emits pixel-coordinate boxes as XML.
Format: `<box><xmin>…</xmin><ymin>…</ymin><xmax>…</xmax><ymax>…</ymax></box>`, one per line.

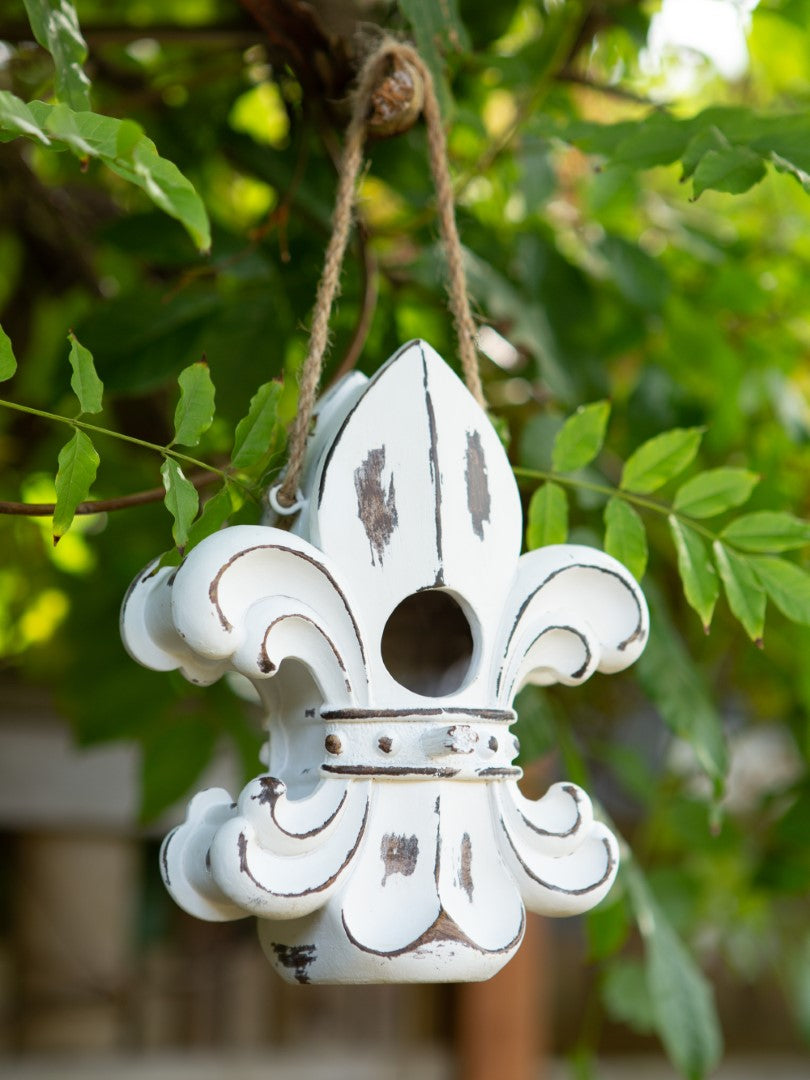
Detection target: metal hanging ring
<box><xmin>267</xmin><ymin>482</ymin><xmax>306</xmax><ymax>516</ymax></box>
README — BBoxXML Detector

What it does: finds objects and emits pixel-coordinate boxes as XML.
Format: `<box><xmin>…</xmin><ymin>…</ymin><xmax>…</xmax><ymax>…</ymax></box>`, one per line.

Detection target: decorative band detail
<box><xmin>321</xmin><ymin>764</ymin><xmax>522</xmax><ymax>781</ymax></box>
<box><xmin>317</xmin><ymin>714</ymin><xmax>521</xmax><ymax>780</ymax></box>
<box><xmin>319</xmin><ymin>707</ymin><xmax>516</xmax><ymax>723</ymax></box>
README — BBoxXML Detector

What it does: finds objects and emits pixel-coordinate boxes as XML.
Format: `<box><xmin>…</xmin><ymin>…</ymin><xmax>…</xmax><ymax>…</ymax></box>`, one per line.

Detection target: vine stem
<box><xmin>512</xmin><ymin>466</ymin><xmax>720</xmax><ymax>544</ymax></box>
<box><xmin>0</xmin><ymin>398</ymin><xmax>260</xmax><ymax>505</ymax></box>
<box><xmin>0</xmin><ymin>471</ymin><xmax>219</xmax><ymax>517</ymax></box>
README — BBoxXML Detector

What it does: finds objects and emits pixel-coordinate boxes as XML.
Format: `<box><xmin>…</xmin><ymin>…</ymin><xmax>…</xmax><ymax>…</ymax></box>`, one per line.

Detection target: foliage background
<box><xmin>2</xmin><ymin>1</ymin><xmax>810</xmax><ymax>1076</ymax></box>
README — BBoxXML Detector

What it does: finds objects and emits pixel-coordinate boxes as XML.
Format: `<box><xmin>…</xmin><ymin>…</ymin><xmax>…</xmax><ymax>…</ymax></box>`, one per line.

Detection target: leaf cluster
<box><xmin>1</xmin><ymin>330</ymin><xmax>283</xmax><ymax>551</ymax></box>
<box><xmin>525</xmin><ymin>403</ymin><xmax>810</xmax><ymax>645</ymax></box>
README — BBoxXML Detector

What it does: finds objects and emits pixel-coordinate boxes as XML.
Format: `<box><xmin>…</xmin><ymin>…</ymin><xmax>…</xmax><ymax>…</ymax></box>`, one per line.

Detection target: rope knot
<box><xmin>367</xmin><ymin>51</ymin><xmax>425</xmax><ymax>138</ymax></box>
<box><xmin>276</xmin><ymin>38</ymin><xmax>483</xmax><ymax>511</ymax></box>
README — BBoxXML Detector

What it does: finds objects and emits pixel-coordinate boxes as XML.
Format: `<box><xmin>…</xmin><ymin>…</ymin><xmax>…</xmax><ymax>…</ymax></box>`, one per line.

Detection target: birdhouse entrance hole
<box><xmin>380</xmin><ymin>589</ymin><xmax>475</xmax><ymax>697</ymax></box>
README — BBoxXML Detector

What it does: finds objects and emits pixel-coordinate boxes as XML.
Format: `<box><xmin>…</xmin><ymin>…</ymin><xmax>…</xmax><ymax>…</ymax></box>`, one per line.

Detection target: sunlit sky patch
<box><xmin>642</xmin><ymin>0</ymin><xmax>760</xmax><ymax>92</ymax></box>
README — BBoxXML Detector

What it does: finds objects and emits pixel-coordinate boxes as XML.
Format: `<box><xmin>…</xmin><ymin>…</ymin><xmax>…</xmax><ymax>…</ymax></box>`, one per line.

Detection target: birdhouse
<box><xmin>121</xmin><ymin>340</ymin><xmax>648</xmax><ymax>984</ymax></box>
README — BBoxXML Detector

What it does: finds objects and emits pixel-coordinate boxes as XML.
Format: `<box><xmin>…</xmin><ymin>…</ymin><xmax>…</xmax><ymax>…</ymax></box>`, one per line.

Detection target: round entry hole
<box><xmin>381</xmin><ymin>590</ymin><xmax>474</xmax><ymax>696</ymax></box>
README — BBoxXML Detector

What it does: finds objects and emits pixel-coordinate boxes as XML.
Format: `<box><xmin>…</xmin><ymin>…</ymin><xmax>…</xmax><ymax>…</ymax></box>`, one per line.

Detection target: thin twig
<box><xmin>0</xmin><ymin>471</ymin><xmax>219</xmax><ymax>518</ymax></box>
<box><xmin>512</xmin><ymin>466</ymin><xmax>718</xmax><ymax>544</ymax></box>
<box><xmin>0</xmin><ymin>396</ymin><xmax>260</xmax><ymax>504</ymax></box>
<box><xmin>556</xmin><ymin>69</ymin><xmax>661</xmax><ymax>107</ymax></box>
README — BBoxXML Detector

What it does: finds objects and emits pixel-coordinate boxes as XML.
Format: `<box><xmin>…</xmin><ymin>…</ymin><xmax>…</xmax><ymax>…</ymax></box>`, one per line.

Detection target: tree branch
<box><xmin>236</xmin><ymin>0</ymin><xmax>353</xmax><ymax>104</ymax></box>
<box><xmin>0</xmin><ymin>472</ymin><xmax>219</xmax><ymax>518</ymax></box>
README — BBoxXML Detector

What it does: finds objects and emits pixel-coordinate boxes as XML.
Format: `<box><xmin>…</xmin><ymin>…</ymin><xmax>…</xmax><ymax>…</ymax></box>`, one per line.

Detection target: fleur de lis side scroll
<box><xmin>121</xmin><ymin>340</ymin><xmax>648</xmax><ymax>984</ymax></box>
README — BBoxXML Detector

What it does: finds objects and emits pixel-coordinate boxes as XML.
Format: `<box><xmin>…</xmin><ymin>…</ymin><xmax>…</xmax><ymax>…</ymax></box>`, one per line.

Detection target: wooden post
<box><xmin>13</xmin><ymin>831</ymin><xmax>136</xmax><ymax>1052</ymax></box>
<box><xmin>456</xmin><ymin>913</ymin><xmax>548</xmax><ymax>1080</ymax></box>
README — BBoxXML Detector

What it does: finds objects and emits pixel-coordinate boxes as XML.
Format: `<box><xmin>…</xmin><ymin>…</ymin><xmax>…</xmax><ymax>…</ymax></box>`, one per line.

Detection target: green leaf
<box><xmin>172</xmin><ymin>361</ymin><xmax>215</xmax><ymax>447</ymax></box>
<box><xmin>587</xmin><ymin>896</ymin><xmax>630</xmax><ymax>962</ymax></box>
<box><xmin>601</xmin><ymin>958</ymin><xmax>656</xmax><ymax>1034</ymax></box>
<box><xmin>621</xmin><ymin>428</ymin><xmax>703</xmax><ymax>495</ymax></box>
<box><xmin>0</xmin><ymin>324</ymin><xmax>17</xmax><ymax>381</ymax></box>
<box><xmin>526</xmin><ymin>482</ymin><xmax>568</xmax><ymax>549</ymax></box>
<box><xmin>624</xmin><ymin>860</ymin><xmax>723</xmax><ymax>1079</ymax></box>
<box><xmin>612</xmin><ymin>112</ymin><xmax>690</xmax><ymax>169</ymax></box>
<box><xmin>669</xmin><ymin>518</ymin><xmax>720</xmax><ymax>630</ymax></box>
<box><xmin>67</xmin><ymin>331</ymin><xmax>103</xmax><ymax>414</ymax></box>
<box><xmin>116</xmin><ymin>139</ymin><xmax>211</xmax><ymax>253</ymax></box>
<box><xmin>751</xmin><ymin>113</ymin><xmax>810</xmax><ymax>174</ymax></box>
<box><xmin>161</xmin><ymin>458</ymin><xmax>200</xmax><ymax>551</ymax></box>
<box><xmin>0</xmin><ymin>90</ymin><xmax>51</xmax><ymax>144</ymax></box>
<box><xmin>52</xmin><ymin>428</ymin><xmax>99</xmax><ymax>543</ymax></box>
<box><xmin>185</xmin><ymin>483</ymin><xmax>244</xmax><ymax>552</ymax></box>
<box><xmin>692</xmin><ymin>145</ymin><xmax>767</xmax><ymax>198</ymax></box>
<box><xmin>29</xmin><ymin>98</ymin><xmax>126</xmax><ymax>157</ymax></box>
<box><xmin>42</xmin><ymin>100</ymin><xmax>94</xmax><ymax>155</ymax></box>
<box><xmin>23</xmin><ymin>0</ymin><xmax>91</xmax><ymax>110</ymax></box>
<box><xmin>721</xmin><ymin>510</ymin><xmax>810</xmax><ymax>552</ymax></box>
<box><xmin>673</xmin><ymin>468</ymin><xmax>759</xmax><ymax>518</ymax></box>
<box><xmin>771</xmin><ymin>150</ymin><xmax>810</xmax><ymax>193</ymax></box>
<box><xmin>680</xmin><ymin>126</ymin><xmax>727</xmax><ymax>181</ymax></box>
<box><xmin>635</xmin><ymin>582</ymin><xmax>727</xmax><ymax>782</ymax></box>
<box><xmin>398</xmin><ymin>0</ymin><xmax>469</xmax><ymax>114</ymax></box>
<box><xmin>749</xmin><ymin>556</ymin><xmax>810</xmax><ymax>625</ymax></box>
<box><xmin>713</xmin><ymin>541</ymin><xmax>766</xmax><ymax>643</ymax></box>
<box><xmin>604</xmin><ymin>497</ymin><xmax>648</xmax><ymax>581</ymax></box>
<box><xmin>24</xmin><ymin>101</ymin><xmax>211</xmax><ymax>252</ymax></box>
<box><xmin>231</xmin><ymin>380</ymin><xmax>282</xmax><ymax>469</ymax></box>
<box><xmin>564</xmin><ymin>118</ymin><xmax>637</xmax><ymax>157</ymax></box>
<box><xmin>551</xmin><ymin>400</ymin><xmax>610</xmax><ymax>472</ymax></box>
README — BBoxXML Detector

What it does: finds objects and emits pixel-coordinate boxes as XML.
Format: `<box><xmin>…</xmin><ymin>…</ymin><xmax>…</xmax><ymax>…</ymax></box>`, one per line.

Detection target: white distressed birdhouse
<box><xmin>121</xmin><ymin>340</ymin><xmax>648</xmax><ymax>984</ymax></box>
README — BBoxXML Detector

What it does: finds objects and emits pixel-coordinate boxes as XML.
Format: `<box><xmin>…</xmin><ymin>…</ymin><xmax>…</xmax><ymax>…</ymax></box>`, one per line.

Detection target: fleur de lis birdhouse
<box><xmin>121</xmin><ymin>340</ymin><xmax>648</xmax><ymax>984</ymax></box>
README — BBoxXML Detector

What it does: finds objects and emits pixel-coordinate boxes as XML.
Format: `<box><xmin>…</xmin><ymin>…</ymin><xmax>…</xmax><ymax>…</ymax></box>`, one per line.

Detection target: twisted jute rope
<box><xmin>276</xmin><ymin>38</ymin><xmax>484</xmax><ymax>509</ymax></box>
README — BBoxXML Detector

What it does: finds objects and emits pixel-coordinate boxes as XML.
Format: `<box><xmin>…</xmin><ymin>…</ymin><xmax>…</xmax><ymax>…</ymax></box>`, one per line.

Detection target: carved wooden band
<box><xmin>318</xmin><ymin>707</ymin><xmax>520</xmax><ymax>780</ymax></box>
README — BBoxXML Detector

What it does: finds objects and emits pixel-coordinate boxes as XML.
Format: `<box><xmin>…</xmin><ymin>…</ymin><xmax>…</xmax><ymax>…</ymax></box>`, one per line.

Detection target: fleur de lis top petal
<box><xmin>121</xmin><ymin>340</ymin><xmax>648</xmax><ymax>984</ymax></box>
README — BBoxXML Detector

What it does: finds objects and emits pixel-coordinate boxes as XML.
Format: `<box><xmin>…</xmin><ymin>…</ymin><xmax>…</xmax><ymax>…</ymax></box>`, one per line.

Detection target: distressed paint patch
<box><xmin>253</xmin><ymin>776</ymin><xmax>285</xmax><ymax>805</ymax></box>
<box><xmin>380</xmin><ymin>833</ymin><xmax>419</xmax><ymax>885</ymax></box>
<box><xmin>160</xmin><ymin>829</ymin><xmax>176</xmax><ymax>887</ymax></box>
<box><xmin>354</xmin><ymin>446</ymin><xmax>398</xmax><ymax>566</ymax></box>
<box><xmin>421</xmin><ymin>347</ymin><xmax>444</xmax><ymax>584</ymax></box>
<box><xmin>270</xmin><ymin>942</ymin><xmax>317</xmax><ymax>984</ymax></box>
<box><xmin>459</xmin><ymin>833</ymin><xmax>474</xmax><ymax>901</ymax></box>
<box><xmin>465</xmin><ymin>430</ymin><xmax>491</xmax><ymax>540</ymax></box>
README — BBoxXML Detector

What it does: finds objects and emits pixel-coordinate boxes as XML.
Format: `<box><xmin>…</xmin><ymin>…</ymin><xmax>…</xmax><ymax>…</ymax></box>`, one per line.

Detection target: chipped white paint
<box><xmin>121</xmin><ymin>340</ymin><xmax>649</xmax><ymax>984</ymax></box>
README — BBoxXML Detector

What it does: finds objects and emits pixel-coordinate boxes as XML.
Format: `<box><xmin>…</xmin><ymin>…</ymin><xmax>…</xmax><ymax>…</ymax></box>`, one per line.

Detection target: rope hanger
<box><xmin>275</xmin><ymin>38</ymin><xmax>485</xmax><ymax>510</ymax></box>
